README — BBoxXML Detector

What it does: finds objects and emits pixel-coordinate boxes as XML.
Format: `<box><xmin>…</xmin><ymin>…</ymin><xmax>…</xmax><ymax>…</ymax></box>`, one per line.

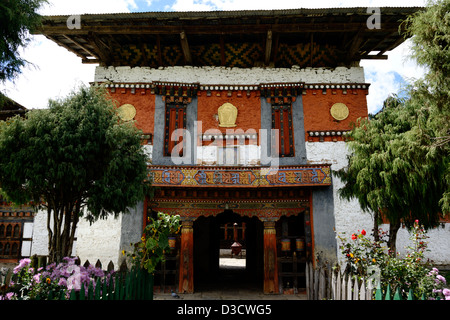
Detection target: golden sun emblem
<box><xmin>330</xmin><ymin>103</ymin><xmax>349</xmax><ymax>121</ymax></box>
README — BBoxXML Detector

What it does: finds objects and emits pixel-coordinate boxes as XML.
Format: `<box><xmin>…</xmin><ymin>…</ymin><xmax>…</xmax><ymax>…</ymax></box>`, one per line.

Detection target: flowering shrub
<box><xmin>337</xmin><ymin>228</ymin><xmax>389</xmax><ymax>277</ymax></box>
<box><xmin>420</xmin><ymin>267</ymin><xmax>450</xmax><ymax>300</ymax></box>
<box><xmin>125</xmin><ymin>212</ymin><xmax>180</xmax><ymax>274</ymax></box>
<box><xmin>338</xmin><ymin>220</ymin><xmax>449</xmax><ymax>300</ymax></box>
<box><xmin>0</xmin><ymin>257</ymin><xmax>115</xmax><ymax>300</ymax></box>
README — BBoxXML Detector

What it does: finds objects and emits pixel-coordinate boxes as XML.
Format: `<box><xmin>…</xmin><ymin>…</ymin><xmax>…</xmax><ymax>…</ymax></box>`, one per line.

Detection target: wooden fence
<box><xmin>305</xmin><ymin>262</ymin><xmax>424</xmax><ymax>300</ymax></box>
<box><xmin>0</xmin><ymin>256</ymin><xmax>153</xmax><ymax>300</ymax></box>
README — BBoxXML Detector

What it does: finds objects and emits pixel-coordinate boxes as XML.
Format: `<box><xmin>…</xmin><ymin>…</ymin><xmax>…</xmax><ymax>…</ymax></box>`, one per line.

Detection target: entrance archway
<box><xmin>147</xmin><ymin>186</ymin><xmax>313</xmax><ymax>294</ymax></box>
<box><xmin>193</xmin><ymin>210</ymin><xmax>264</xmax><ymax>292</ymax></box>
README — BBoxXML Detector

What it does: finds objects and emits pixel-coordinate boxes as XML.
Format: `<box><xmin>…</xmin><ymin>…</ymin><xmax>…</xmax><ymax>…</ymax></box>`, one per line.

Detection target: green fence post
<box><xmin>375</xmin><ymin>282</ymin><xmax>383</xmax><ymax>300</ymax></box>
<box><xmin>102</xmin><ymin>278</ymin><xmax>108</xmax><ymax>300</ymax></box>
<box><xmin>80</xmin><ymin>283</ymin><xmax>86</xmax><ymax>300</ymax></box>
<box><xmin>114</xmin><ymin>274</ymin><xmax>122</xmax><ymax>300</ymax></box>
<box><xmin>385</xmin><ymin>284</ymin><xmax>392</xmax><ymax>300</ymax></box>
<box><xmin>95</xmin><ymin>278</ymin><xmax>101</xmax><ymax>300</ymax></box>
<box><xmin>407</xmin><ymin>289</ymin><xmax>414</xmax><ymax>300</ymax></box>
<box><xmin>88</xmin><ymin>282</ymin><xmax>94</xmax><ymax>300</ymax></box>
<box><xmin>393</xmin><ymin>287</ymin><xmax>402</xmax><ymax>300</ymax></box>
<box><xmin>125</xmin><ymin>269</ymin><xmax>132</xmax><ymax>300</ymax></box>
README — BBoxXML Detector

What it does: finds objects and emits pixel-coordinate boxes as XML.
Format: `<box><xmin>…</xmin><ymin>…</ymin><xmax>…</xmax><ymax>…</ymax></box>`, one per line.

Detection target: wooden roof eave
<box><xmin>33</xmin><ymin>7</ymin><xmax>423</xmax><ymax>66</ymax></box>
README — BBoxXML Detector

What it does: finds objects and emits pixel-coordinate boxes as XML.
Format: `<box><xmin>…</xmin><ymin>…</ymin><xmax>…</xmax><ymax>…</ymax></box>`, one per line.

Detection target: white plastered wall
<box><xmin>94</xmin><ymin>65</ymin><xmax>366</xmax><ymax>85</ymax></box>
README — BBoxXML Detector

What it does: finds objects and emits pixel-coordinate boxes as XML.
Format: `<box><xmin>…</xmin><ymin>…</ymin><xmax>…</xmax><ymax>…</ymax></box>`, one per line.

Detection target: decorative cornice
<box><xmin>307</xmin><ymin>130</ymin><xmax>350</xmax><ymax>142</ymax></box>
<box><xmin>97</xmin><ymin>81</ymin><xmax>370</xmax><ymax>95</ymax></box>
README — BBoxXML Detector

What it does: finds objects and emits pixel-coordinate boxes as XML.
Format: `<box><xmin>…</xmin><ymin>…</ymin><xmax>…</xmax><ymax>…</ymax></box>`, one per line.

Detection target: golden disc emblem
<box><xmin>330</xmin><ymin>103</ymin><xmax>349</xmax><ymax>121</ymax></box>
<box><xmin>117</xmin><ymin>104</ymin><xmax>136</xmax><ymax>121</ymax></box>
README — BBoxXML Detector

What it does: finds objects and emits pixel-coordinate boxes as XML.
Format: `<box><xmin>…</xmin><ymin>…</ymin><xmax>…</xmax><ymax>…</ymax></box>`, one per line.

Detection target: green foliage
<box><xmin>338</xmin><ymin>221</ymin><xmax>449</xmax><ymax>300</ymax></box>
<box><xmin>335</xmin><ymin>94</ymin><xmax>445</xmax><ymax>249</ymax></box>
<box><xmin>0</xmin><ymin>85</ymin><xmax>151</xmax><ymax>262</ymax></box>
<box><xmin>0</xmin><ymin>0</ymin><xmax>47</xmax><ymax>84</ymax></box>
<box><xmin>335</xmin><ymin>1</ymin><xmax>449</xmax><ymax>251</ymax></box>
<box><xmin>125</xmin><ymin>212</ymin><xmax>180</xmax><ymax>274</ymax></box>
<box><xmin>404</xmin><ymin>0</ymin><xmax>450</xmax><ymax>213</ymax></box>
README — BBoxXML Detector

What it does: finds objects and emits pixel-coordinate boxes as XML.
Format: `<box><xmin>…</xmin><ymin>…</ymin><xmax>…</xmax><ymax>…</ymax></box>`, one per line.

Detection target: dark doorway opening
<box><xmin>193</xmin><ymin>210</ymin><xmax>263</xmax><ymax>293</ymax></box>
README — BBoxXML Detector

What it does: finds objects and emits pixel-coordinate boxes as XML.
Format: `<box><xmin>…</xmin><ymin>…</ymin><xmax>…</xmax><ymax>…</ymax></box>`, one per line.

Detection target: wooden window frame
<box><xmin>271</xmin><ymin>103</ymin><xmax>295</xmax><ymax>157</ymax></box>
<box><xmin>0</xmin><ymin>222</ymin><xmax>23</xmax><ymax>262</ymax></box>
<box><xmin>163</xmin><ymin>102</ymin><xmax>187</xmax><ymax>157</ymax></box>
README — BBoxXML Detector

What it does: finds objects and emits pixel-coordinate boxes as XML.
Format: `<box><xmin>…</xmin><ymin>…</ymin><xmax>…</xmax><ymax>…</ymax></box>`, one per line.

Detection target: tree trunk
<box><xmin>47</xmin><ymin>204</ymin><xmax>80</xmax><ymax>263</ymax></box>
<box><xmin>388</xmin><ymin>220</ymin><xmax>401</xmax><ymax>256</ymax></box>
<box><xmin>373</xmin><ymin>209</ymin><xmax>380</xmax><ymax>242</ymax></box>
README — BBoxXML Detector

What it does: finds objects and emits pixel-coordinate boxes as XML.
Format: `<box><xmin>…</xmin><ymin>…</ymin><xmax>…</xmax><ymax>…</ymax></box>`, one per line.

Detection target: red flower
<box><xmin>361</xmin><ymin>229</ymin><xmax>366</xmax><ymax>236</ymax></box>
<box><xmin>351</xmin><ymin>234</ymin><xmax>357</xmax><ymax>240</ymax></box>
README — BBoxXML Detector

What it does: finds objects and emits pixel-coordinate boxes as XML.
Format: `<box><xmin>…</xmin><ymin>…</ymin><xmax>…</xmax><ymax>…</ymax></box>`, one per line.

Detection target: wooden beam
<box><xmin>62</xmin><ymin>35</ymin><xmax>98</xmax><ymax>58</ymax></box>
<box><xmin>88</xmin><ymin>32</ymin><xmax>113</xmax><ymax>66</ymax></box>
<box><xmin>156</xmin><ymin>35</ymin><xmax>163</xmax><ymax>66</ymax></box>
<box><xmin>346</xmin><ymin>28</ymin><xmax>365</xmax><ymax>63</ymax></box>
<box><xmin>81</xmin><ymin>58</ymin><xmax>100</xmax><ymax>64</ymax></box>
<box><xmin>358</xmin><ymin>54</ymin><xmax>388</xmax><ymax>60</ymax></box>
<box><xmin>264</xmin><ymin>30</ymin><xmax>272</xmax><ymax>66</ymax></box>
<box><xmin>180</xmin><ymin>31</ymin><xmax>192</xmax><ymax>65</ymax></box>
<box><xmin>377</xmin><ymin>36</ymin><xmax>406</xmax><ymax>55</ymax></box>
<box><xmin>37</xmin><ymin>22</ymin><xmax>404</xmax><ymax>36</ymax></box>
<box><xmin>220</xmin><ymin>35</ymin><xmax>225</xmax><ymax>66</ymax></box>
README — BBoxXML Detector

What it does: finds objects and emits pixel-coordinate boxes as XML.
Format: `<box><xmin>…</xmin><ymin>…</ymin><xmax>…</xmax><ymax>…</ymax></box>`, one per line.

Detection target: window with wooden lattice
<box><xmin>0</xmin><ymin>222</ymin><xmax>22</xmax><ymax>261</ymax></box>
<box><xmin>271</xmin><ymin>103</ymin><xmax>295</xmax><ymax>157</ymax></box>
<box><xmin>163</xmin><ymin>102</ymin><xmax>187</xmax><ymax>157</ymax></box>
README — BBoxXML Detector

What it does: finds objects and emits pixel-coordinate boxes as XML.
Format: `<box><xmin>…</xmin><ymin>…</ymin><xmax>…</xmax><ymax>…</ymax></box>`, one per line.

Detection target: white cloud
<box><xmin>1</xmin><ymin>0</ymin><xmax>137</xmax><ymax>109</ymax></box>
<box><xmin>361</xmin><ymin>39</ymin><xmax>427</xmax><ymax>114</ymax></box>
<box><xmin>39</xmin><ymin>0</ymin><xmax>137</xmax><ymax>15</ymax></box>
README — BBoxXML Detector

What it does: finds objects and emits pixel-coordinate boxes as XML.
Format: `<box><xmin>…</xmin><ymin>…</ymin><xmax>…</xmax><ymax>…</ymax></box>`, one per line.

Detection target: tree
<box><xmin>335</xmin><ymin>0</ymin><xmax>449</xmax><ymax>254</ymax></box>
<box><xmin>335</xmin><ymin>95</ymin><xmax>446</xmax><ymax>254</ymax></box>
<box><xmin>0</xmin><ymin>0</ymin><xmax>47</xmax><ymax>84</ymax></box>
<box><xmin>0</xmin><ymin>85</ymin><xmax>151</xmax><ymax>263</ymax></box>
<box><xmin>404</xmin><ymin>0</ymin><xmax>450</xmax><ymax>213</ymax></box>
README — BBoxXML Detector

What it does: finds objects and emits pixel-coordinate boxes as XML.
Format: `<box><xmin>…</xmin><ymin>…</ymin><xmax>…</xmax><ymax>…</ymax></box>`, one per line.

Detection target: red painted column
<box><xmin>263</xmin><ymin>221</ymin><xmax>279</xmax><ymax>294</ymax></box>
<box><xmin>179</xmin><ymin>220</ymin><xmax>194</xmax><ymax>293</ymax></box>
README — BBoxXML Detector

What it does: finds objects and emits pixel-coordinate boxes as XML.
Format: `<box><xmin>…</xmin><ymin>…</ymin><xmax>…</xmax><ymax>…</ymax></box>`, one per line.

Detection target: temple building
<box><xmin>0</xmin><ymin>95</ymin><xmax>33</xmax><ymax>264</ymax></box>
<box><xmin>10</xmin><ymin>7</ymin><xmax>449</xmax><ymax>294</ymax></box>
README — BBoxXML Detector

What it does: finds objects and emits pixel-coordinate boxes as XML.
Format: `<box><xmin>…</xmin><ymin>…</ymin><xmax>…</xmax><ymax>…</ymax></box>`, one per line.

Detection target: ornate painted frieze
<box><xmin>149</xmin><ymin>199</ymin><xmax>309</xmax><ymax>221</ymax></box>
<box><xmin>148</xmin><ymin>165</ymin><xmax>331</xmax><ymax>188</ymax></box>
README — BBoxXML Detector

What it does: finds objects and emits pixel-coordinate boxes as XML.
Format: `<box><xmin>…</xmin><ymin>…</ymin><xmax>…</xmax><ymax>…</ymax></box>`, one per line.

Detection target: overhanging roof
<box><xmin>35</xmin><ymin>7</ymin><xmax>422</xmax><ymax>68</ymax></box>
<box><xmin>0</xmin><ymin>93</ymin><xmax>27</xmax><ymax>121</ymax></box>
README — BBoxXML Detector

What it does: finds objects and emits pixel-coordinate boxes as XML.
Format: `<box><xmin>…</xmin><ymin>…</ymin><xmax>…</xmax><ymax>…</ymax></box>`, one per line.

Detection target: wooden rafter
<box><xmin>88</xmin><ymin>32</ymin><xmax>112</xmax><ymax>66</ymax></box>
<box><xmin>62</xmin><ymin>35</ymin><xmax>97</xmax><ymax>58</ymax></box>
<box><xmin>264</xmin><ymin>30</ymin><xmax>272</xmax><ymax>66</ymax></box>
<box><xmin>180</xmin><ymin>31</ymin><xmax>192</xmax><ymax>64</ymax></box>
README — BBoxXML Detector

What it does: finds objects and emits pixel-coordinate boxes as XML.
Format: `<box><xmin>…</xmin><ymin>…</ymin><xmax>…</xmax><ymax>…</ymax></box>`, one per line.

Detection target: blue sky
<box><xmin>1</xmin><ymin>0</ymin><xmax>427</xmax><ymax>114</ymax></box>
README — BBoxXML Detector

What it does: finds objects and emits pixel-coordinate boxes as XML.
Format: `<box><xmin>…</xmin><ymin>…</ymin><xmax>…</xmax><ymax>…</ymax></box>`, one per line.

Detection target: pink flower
<box><xmin>437</xmin><ymin>275</ymin><xmax>447</xmax><ymax>284</ymax></box>
<box><xmin>13</xmin><ymin>258</ymin><xmax>31</xmax><ymax>274</ymax></box>
<box><xmin>32</xmin><ymin>273</ymin><xmax>41</xmax><ymax>284</ymax></box>
<box><xmin>443</xmin><ymin>288</ymin><xmax>450</xmax><ymax>299</ymax></box>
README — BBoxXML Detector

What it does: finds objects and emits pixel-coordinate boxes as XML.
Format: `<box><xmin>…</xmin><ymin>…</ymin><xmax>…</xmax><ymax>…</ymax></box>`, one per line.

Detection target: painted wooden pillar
<box><xmin>179</xmin><ymin>220</ymin><xmax>194</xmax><ymax>293</ymax></box>
<box><xmin>263</xmin><ymin>221</ymin><xmax>278</xmax><ymax>294</ymax></box>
